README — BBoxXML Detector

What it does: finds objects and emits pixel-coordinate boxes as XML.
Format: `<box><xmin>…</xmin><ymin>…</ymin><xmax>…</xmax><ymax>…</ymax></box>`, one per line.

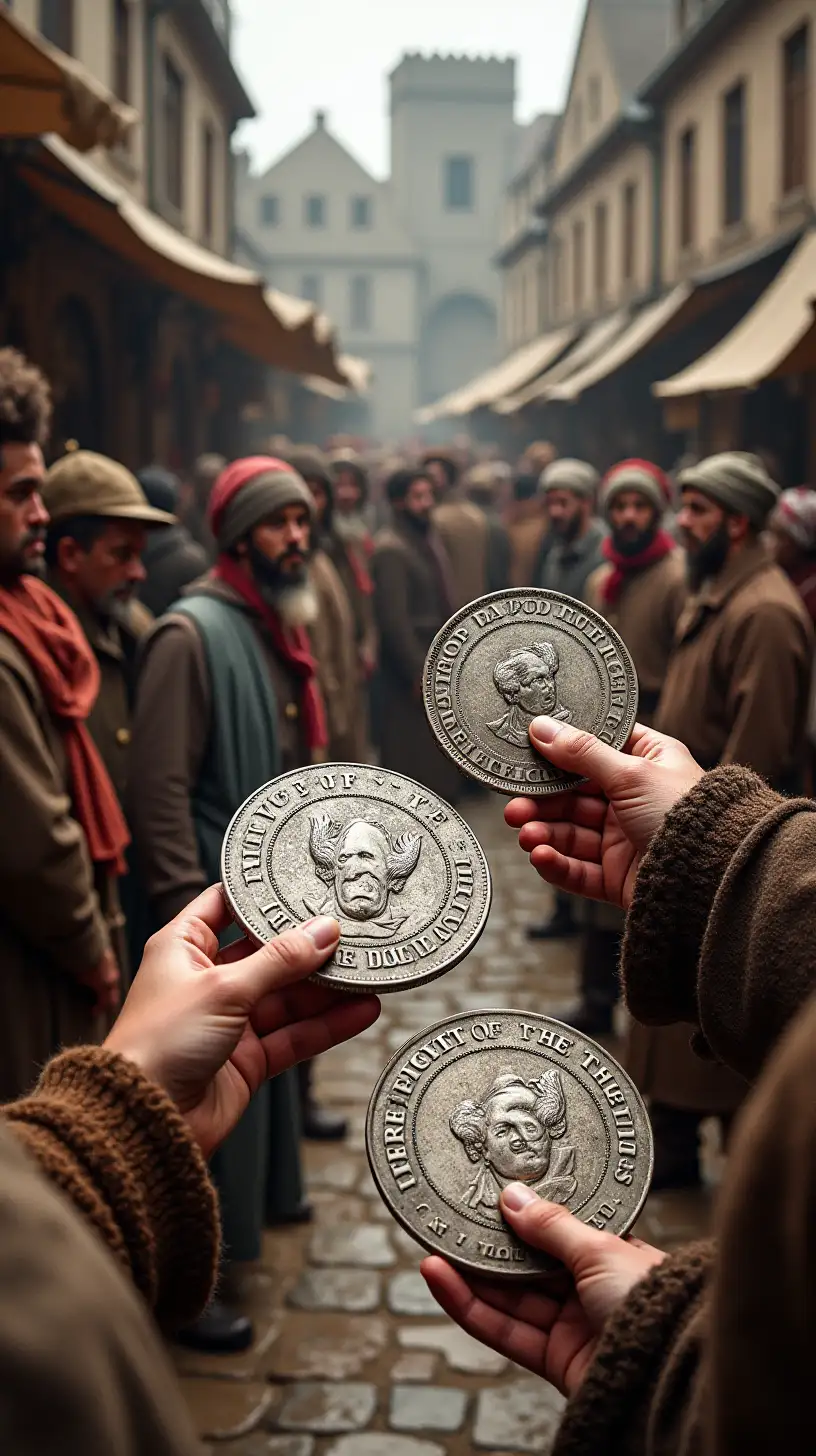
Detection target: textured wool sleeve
<box><xmin>3</xmin><ymin>1047</ymin><xmax>219</xmax><ymax>1331</ymax></box>
<box><xmin>623</xmin><ymin>765</ymin><xmax>816</xmax><ymax>1082</ymax></box>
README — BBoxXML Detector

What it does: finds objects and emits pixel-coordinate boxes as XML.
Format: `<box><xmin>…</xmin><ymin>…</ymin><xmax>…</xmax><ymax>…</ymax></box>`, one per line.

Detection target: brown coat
<box><xmin>553</xmin><ymin>768</ymin><xmax>816</xmax><ymax>1456</ymax></box>
<box><xmin>372</xmin><ymin>517</ymin><xmax>461</xmax><ymax>802</ymax></box>
<box><xmin>310</xmin><ymin>548</ymin><xmax>365</xmax><ymax>762</ymax></box>
<box><xmin>0</xmin><ymin>634</ymin><xmax>109</xmax><ymax>1101</ymax></box>
<box><xmin>586</xmin><ymin>550</ymin><xmax>687</xmax><ymax>719</ymax></box>
<box><xmin>128</xmin><ymin>577</ymin><xmax>310</xmax><ymax>926</ymax></box>
<box><xmin>631</xmin><ymin>544</ymin><xmax>813</xmax><ymax>1112</ymax></box>
<box><xmin>0</xmin><ymin>1045</ymin><xmax>218</xmax><ymax>1454</ymax></box>
<box><xmin>507</xmin><ymin>505</ymin><xmax>549</xmax><ymax>588</ymax></box>
<box><xmin>432</xmin><ymin>498</ymin><xmax>488</xmax><ymax>609</ymax></box>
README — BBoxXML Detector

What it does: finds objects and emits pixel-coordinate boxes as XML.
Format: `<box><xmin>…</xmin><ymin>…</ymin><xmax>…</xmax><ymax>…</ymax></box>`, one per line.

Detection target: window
<box><xmin>622</xmin><ymin>180</ymin><xmax>637</xmax><ymax>283</ymax></box>
<box><xmin>300</xmin><ymin>274</ymin><xmax>323</xmax><ymax>307</ymax></box>
<box><xmin>444</xmin><ymin>156</ymin><xmax>474</xmax><ymax>210</ymax></box>
<box><xmin>679</xmin><ymin>126</ymin><xmax>697</xmax><ymax>250</ymax></box>
<box><xmin>350</xmin><ymin>275</ymin><xmax>372</xmax><ymax>330</ymax></box>
<box><xmin>350</xmin><ymin>195</ymin><xmax>372</xmax><ymax>229</ymax></box>
<box><xmin>259</xmin><ymin>194</ymin><xmax>279</xmax><ymax>227</ymax></box>
<box><xmin>201</xmin><ymin>122</ymin><xmax>215</xmax><ymax>246</ymax></box>
<box><xmin>305</xmin><ymin>194</ymin><xmax>326</xmax><ymax>227</ymax></box>
<box><xmin>593</xmin><ymin>201</ymin><xmax>608</xmax><ymax>302</ymax></box>
<box><xmin>162</xmin><ymin>54</ymin><xmax>185</xmax><ymax>211</ymax></box>
<box><xmin>551</xmin><ymin>235</ymin><xmax>563</xmax><ymax>319</ymax></box>
<box><xmin>572</xmin><ymin>220</ymin><xmax>585</xmax><ymax>311</ymax></box>
<box><xmin>782</xmin><ymin>25</ymin><xmax>809</xmax><ymax>195</ymax></box>
<box><xmin>723</xmin><ymin>81</ymin><xmax>746</xmax><ymax>227</ymax></box>
<box><xmin>572</xmin><ymin>98</ymin><xmax>584</xmax><ymax>149</ymax></box>
<box><xmin>39</xmin><ymin>0</ymin><xmax>73</xmax><ymax>52</ymax></box>
<box><xmin>112</xmin><ymin>0</ymin><xmax>130</xmax><ymax>103</ymax></box>
<box><xmin>588</xmin><ymin>76</ymin><xmax>602</xmax><ymax>124</ymax></box>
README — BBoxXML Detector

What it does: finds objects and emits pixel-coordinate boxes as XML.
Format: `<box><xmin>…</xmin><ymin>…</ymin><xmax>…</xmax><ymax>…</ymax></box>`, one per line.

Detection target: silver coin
<box><xmin>221</xmin><ymin>763</ymin><xmax>491</xmax><ymax>993</ymax></box>
<box><xmin>423</xmin><ymin>588</ymin><xmax>639</xmax><ymax>796</ymax></box>
<box><xmin>366</xmin><ymin>1011</ymin><xmax>653</xmax><ymax>1277</ymax></box>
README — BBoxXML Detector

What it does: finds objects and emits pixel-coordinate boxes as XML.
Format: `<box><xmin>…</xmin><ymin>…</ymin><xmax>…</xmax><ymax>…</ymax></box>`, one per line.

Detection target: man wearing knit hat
<box><xmin>551</xmin><ymin>461</ymin><xmax>688</xmax><ymax>1039</ymax></box>
<box><xmin>129</xmin><ymin>457</ymin><xmax>329</xmax><ymax>1354</ymax></box>
<box><xmin>634</xmin><ymin>452</ymin><xmax>813</xmax><ymax>1189</ymax></box>
<box><xmin>768</xmin><ymin>485</ymin><xmax>816</xmax><ymax>626</ymax></box>
<box><xmin>528</xmin><ymin>458</ymin><xmax>607</xmax><ymax>941</ymax></box>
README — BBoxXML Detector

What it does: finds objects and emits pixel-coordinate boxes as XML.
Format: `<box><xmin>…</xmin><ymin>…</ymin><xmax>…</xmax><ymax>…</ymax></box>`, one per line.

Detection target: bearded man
<box><xmin>129</xmin><ymin>457</ymin><xmax>334</xmax><ymax>1354</ymax></box>
<box><xmin>0</xmin><ymin>350</ymin><xmax>123</xmax><ymax>1102</ymax></box>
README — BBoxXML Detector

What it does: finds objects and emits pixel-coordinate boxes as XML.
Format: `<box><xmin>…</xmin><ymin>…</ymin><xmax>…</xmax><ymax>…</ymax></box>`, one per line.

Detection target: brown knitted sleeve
<box><xmin>2</xmin><ymin>1047</ymin><xmax>219</xmax><ymax>1331</ymax></box>
<box><xmin>553</xmin><ymin>1242</ymin><xmax>714</xmax><ymax>1456</ymax></box>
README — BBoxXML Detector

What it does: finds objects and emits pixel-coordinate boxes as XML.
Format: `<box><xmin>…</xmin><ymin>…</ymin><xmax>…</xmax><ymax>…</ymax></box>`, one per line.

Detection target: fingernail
<box><xmin>530</xmin><ymin>715</ymin><xmax>558</xmax><ymax>744</ymax></box>
<box><xmin>501</xmin><ymin>1182</ymin><xmax>539</xmax><ymax>1212</ymax></box>
<box><xmin>303</xmin><ymin>915</ymin><xmax>339</xmax><ymax>950</ymax></box>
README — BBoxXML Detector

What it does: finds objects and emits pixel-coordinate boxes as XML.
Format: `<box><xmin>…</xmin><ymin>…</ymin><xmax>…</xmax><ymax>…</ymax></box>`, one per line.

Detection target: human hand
<box><xmin>79</xmin><ymin>947</ymin><xmax>121</xmax><ymax>1013</ymax></box>
<box><xmin>505</xmin><ymin>718</ymin><xmax>704</xmax><ymax>910</ymax></box>
<box><xmin>104</xmin><ymin>884</ymin><xmax>380</xmax><ymax>1156</ymax></box>
<box><xmin>422</xmin><ymin>1184</ymin><xmax>665</xmax><ymax>1397</ymax></box>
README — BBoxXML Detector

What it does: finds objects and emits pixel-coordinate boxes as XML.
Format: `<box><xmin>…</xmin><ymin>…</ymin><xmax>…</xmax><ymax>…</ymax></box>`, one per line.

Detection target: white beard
<box><xmin>276</xmin><ymin>581</ymin><xmax>319</xmax><ymax>627</ymax></box>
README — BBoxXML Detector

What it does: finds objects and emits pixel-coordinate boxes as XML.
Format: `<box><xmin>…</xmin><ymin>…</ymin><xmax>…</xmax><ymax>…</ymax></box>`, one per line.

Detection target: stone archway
<box><xmin>420</xmin><ymin>291</ymin><xmax>497</xmax><ymax>404</ymax></box>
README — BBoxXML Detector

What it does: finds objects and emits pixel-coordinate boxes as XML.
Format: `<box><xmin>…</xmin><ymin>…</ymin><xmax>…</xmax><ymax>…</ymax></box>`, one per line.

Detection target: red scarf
<box><xmin>212</xmin><ymin>554</ymin><xmax>328</xmax><ymax>751</ymax></box>
<box><xmin>600</xmin><ymin>530</ymin><xmax>676</xmax><ymax>606</ymax></box>
<box><xmin>0</xmin><ymin>577</ymin><xmax>129</xmax><ymax>873</ymax></box>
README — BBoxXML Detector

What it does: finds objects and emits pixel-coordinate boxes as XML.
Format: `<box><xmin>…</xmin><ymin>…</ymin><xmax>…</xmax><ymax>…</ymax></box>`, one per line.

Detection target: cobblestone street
<box><xmin>177</xmin><ymin>794</ymin><xmax>713</xmax><ymax>1456</ymax></box>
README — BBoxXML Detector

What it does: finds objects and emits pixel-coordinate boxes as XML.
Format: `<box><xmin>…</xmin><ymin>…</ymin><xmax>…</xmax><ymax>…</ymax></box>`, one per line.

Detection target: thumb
<box><xmin>229</xmin><ymin>916</ymin><xmax>340</xmax><ymax>1000</ymax></box>
<box><xmin>500</xmin><ymin>1186</ymin><xmax>610</xmax><ymax>1274</ymax></box>
<box><xmin>530</xmin><ymin>716</ymin><xmax>629</xmax><ymax>789</ymax></box>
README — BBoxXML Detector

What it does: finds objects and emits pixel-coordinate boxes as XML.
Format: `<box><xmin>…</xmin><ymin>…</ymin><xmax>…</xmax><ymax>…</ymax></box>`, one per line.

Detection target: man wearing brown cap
<box><xmin>636</xmin><ymin>451</ymin><xmax>813</xmax><ymax>1188</ymax></box>
<box><xmin>0</xmin><ymin>351</ymin><xmax>123</xmax><ymax>1101</ymax></box>
<box><xmin>129</xmin><ymin>456</ymin><xmax>336</xmax><ymax>1353</ymax></box>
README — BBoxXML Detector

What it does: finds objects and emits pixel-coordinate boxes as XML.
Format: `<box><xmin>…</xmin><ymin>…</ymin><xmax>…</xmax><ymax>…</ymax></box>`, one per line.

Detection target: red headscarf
<box><xmin>600</xmin><ymin>460</ymin><xmax>675</xmax><ymax>607</ymax></box>
<box><xmin>0</xmin><ymin>577</ymin><xmax>129</xmax><ymax>872</ymax></box>
<box><xmin>208</xmin><ymin>458</ymin><xmax>328</xmax><ymax>752</ymax></box>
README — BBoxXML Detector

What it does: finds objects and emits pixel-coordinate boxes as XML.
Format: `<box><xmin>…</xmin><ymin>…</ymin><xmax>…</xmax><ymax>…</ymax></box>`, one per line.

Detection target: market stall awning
<box><xmin>0</xmin><ymin>7</ymin><xmax>135</xmax><ymax>151</ymax></box>
<box><xmin>495</xmin><ymin>310</ymin><xmax>630</xmax><ymax>413</ymax></box>
<box><xmin>415</xmin><ymin>326</ymin><xmax>575</xmax><ymax>425</ymax></box>
<box><xmin>17</xmin><ymin>138</ymin><xmax>348</xmax><ymax>383</ymax></box>
<box><xmin>302</xmin><ymin>355</ymin><xmax>372</xmax><ymax>400</ymax></box>
<box><xmin>654</xmin><ymin>230</ymin><xmax>816</xmax><ymax>398</ymax></box>
<box><xmin>546</xmin><ymin>285</ymin><xmax>693</xmax><ymax>401</ymax></box>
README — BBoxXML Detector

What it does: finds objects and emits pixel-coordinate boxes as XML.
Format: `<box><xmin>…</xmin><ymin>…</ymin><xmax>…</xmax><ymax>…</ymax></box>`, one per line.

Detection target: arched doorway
<box><xmin>420</xmin><ymin>292</ymin><xmax>497</xmax><ymax>404</ymax></box>
<box><xmin>48</xmin><ymin>296</ymin><xmax>104</xmax><ymax>457</ymax></box>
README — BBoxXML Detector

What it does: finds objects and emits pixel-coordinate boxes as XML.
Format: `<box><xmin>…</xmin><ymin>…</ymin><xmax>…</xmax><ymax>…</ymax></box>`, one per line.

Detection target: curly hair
<box><xmin>0</xmin><ymin>349</ymin><xmax>51</xmax><ymax>450</ymax></box>
<box><xmin>450</xmin><ymin>1069</ymin><xmax>568</xmax><ymax>1162</ymax></box>
<box><xmin>308</xmin><ymin>814</ymin><xmax>421</xmax><ymax>893</ymax></box>
<box><xmin>493</xmin><ymin>641</ymin><xmax>559</xmax><ymax>702</ymax></box>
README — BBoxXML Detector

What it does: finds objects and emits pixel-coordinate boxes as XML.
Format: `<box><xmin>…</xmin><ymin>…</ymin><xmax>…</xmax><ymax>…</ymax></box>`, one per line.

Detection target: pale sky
<box><xmin>231</xmin><ymin>0</ymin><xmax>586</xmax><ymax>179</ymax></box>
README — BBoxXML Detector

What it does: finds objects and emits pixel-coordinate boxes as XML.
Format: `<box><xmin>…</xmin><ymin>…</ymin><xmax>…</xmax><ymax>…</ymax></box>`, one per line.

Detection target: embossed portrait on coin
<box><xmin>304</xmin><ymin>814</ymin><xmax>422</xmax><ymax>938</ymax></box>
<box><xmin>450</xmin><ymin>1069</ymin><xmax>577</xmax><ymax>1210</ymax></box>
<box><xmin>487</xmin><ymin>642</ymin><xmax>571</xmax><ymax>749</ymax></box>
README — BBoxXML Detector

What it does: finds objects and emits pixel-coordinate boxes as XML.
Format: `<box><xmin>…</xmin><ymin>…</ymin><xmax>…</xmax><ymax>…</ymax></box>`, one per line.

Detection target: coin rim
<box><xmin>220</xmin><ymin>762</ymin><xmax>493</xmax><ymax>995</ymax></box>
<box><xmin>422</xmin><ymin>588</ymin><xmax>640</xmax><ymax>796</ymax></box>
<box><xmin>365</xmin><ymin>1008</ymin><xmax>654</xmax><ymax>1276</ymax></box>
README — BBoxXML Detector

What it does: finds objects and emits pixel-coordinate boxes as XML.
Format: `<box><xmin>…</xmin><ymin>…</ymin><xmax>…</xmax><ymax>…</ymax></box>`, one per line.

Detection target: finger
<box><xmin>529</xmin><ymin>718</ymin><xmax>633</xmax><ymax>790</ymax></box>
<box><xmin>518</xmin><ymin>821</ymin><xmax>603</xmax><ymax>863</ymax></box>
<box><xmin>507</xmin><ymin>793</ymin><xmax>608</xmax><ymax>836</ymax></box>
<box><xmin>500</xmin><ymin>1191</ymin><xmax>611</xmax><ymax>1274</ymax></box>
<box><xmin>257</xmin><ymin>995</ymin><xmax>380</xmax><ymax>1072</ymax></box>
<box><xmin>420</xmin><ymin>1257</ymin><xmax>553</xmax><ymax>1376</ymax></box>
<box><xmin>168</xmin><ymin>884</ymin><xmax>234</xmax><ymax>962</ymax></box>
<box><xmin>226</xmin><ymin>918</ymin><xmax>341</xmax><ymax>1002</ymax></box>
<box><xmin>250</xmin><ymin>979</ymin><xmax>373</xmax><ymax>1036</ymax></box>
<box><xmin>529</xmin><ymin>844</ymin><xmax>607</xmax><ymax>900</ymax></box>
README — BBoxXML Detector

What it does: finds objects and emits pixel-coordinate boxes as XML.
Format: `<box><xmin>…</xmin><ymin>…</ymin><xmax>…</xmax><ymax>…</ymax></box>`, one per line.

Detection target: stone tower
<box><xmin>389</xmin><ymin>54</ymin><xmax>517</xmax><ymax>406</ymax></box>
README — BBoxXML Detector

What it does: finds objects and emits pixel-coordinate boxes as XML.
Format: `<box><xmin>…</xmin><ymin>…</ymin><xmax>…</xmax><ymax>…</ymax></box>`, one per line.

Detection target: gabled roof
<box><xmin>596</xmin><ymin>0</ymin><xmax>674</xmax><ymax>101</ymax></box>
<box><xmin>254</xmin><ymin>111</ymin><xmax>379</xmax><ymax>187</ymax></box>
<box><xmin>510</xmin><ymin>113</ymin><xmax>559</xmax><ymax>184</ymax></box>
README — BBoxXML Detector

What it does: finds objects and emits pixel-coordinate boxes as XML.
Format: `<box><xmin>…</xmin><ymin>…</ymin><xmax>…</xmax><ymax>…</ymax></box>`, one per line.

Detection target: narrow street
<box><xmin>177</xmin><ymin>794</ymin><xmax>713</xmax><ymax>1456</ymax></box>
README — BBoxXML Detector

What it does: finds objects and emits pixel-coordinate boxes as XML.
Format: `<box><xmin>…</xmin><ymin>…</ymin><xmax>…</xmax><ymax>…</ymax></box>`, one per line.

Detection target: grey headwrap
<box><xmin>540</xmin><ymin>458</ymin><xmax>600</xmax><ymax>499</ymax></box>
<box><xmin>677</xmin><ymin>452</ymin><xmax>780</xmax><ymax>530</ymax></box>
<box><xmin>216</xmin><ymin>469</ymin><xmax>316</xmax><ymax>551</ymax></box>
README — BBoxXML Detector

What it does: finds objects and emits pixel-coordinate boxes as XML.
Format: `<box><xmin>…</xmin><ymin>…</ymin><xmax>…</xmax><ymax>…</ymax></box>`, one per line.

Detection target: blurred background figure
<box><xmin>422</xmin><ymin>449</ymin><xmax>488</xmax><ymax>609</ymax></box>
<box><xmin>180</xmin><ymin>453</ymin><xmax>225</xmax><ymax>562</ymax></box>
<box><xmin>463</xmin><ymin>461</ymin><xmax>511</xmax><ymax>593</ymax></box>
<box><xmin>506</xmin><ymin>469</ymin><xmax>549</xmax><ymax>587</ymax></box>
<box><xmin>137</xmin><ymin>466</ymin><xmax>209</xmax><ymax>618</ymax></box>
<box><xmin>768</xmin><ymin>485</ymin><xmax>816</xmax><ymax>626</ymax></box>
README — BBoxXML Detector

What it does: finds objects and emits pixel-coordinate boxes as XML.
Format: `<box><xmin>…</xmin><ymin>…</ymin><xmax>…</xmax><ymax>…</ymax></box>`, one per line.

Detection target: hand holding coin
<box><xmin>421</xmin><ymin>1189</ymin><xmax>665</xmax><ymax>1398</ymax></box>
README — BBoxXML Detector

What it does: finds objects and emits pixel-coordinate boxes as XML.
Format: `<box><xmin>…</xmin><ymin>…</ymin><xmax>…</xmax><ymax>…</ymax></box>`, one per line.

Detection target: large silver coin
<box><xmin>366</xmin><ymin>1011</ymin><xmax>653</xmax><ymax>1277</ymax></box>
<box><xmin>423</xmin><ymin>588</ymin><xmax>639</xmax><ymax>795</ymax></box>
<box><xmin>221</xmin><ymin>764</ymin><xmax>491</xmax><ymax>993</ymax></box>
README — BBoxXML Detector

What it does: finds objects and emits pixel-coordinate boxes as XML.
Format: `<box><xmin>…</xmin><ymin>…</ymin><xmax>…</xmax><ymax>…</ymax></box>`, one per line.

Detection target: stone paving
<box><xmin>175</xmin><ymin>793</ymin><xmax>714</xmax><ymax>1455</ymax></box>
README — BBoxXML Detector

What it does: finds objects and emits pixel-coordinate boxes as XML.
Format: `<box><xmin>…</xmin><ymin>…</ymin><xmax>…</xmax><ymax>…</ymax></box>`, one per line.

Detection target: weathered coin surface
<box><xmin>366</xmin><ymin>1011</ymin><xmax>653</xmax><ymax>1277</ymax></box>
<box><xmin>423</xmin><ymin>588</ymin><xmax>639</xmax><ymax>795</ymax></box>
<box><xmin>221</xmin><ymin>764</ymin><xmax>491</xmax><ymax>993</ymax></box>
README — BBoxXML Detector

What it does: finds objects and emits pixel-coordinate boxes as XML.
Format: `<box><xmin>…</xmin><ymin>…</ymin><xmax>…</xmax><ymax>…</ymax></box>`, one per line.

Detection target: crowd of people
<box><xmin>2</xmin><ymin>338</ymin><xmax>816</xmax><ymax>1450</ymax></box>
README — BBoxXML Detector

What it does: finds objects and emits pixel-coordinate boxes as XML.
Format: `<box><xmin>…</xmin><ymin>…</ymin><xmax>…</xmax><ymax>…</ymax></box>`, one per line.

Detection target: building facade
<box><xmin>237</xmin><ymin>54</ymin><xmax>518</xmax><ymax>438</ymax></box>
<box><xmin>496</xmin><ymin>114</ymin><xmax>558</xmax><ymax>353</ymax></box>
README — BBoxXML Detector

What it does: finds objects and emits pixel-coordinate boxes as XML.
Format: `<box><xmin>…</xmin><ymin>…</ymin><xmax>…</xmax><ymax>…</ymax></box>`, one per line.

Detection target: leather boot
<box><xmin>527</xmin><ymin>891</ymin><xmax>579</xmax><ymax>941</ymax></box>
<box><xmin>173</xmin><ymin>1297</ymin><xmax>253</xmax><ymax>1354</ymax></box>
<box><xmin>298</xmin><ymin>1059</ymin><xmax>348</xmax><ymax>1141</ymax></box>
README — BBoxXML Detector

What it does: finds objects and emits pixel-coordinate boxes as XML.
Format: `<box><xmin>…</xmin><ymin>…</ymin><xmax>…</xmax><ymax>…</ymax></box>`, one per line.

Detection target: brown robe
<box><xmin>552</xmin><ymin>767</ymin><xmax>816</xmax><ymax>1455</ymax></box>
<box><xmin>586</xmin><ymin>549</ymin><xmax>687</xmax><ymax>720</ymax></box>
<box><xmin>0</xmin><ymin>634</ymin><xmax>110</xmax><ymax>1101</ymax></box>
<box><xmin>372</xmin><ymin>516</ymin><xmax>461</xmax><ymax>802</ymax></box>
<box><xmin>432</xmin><ymin>498</ymin><xmax>489</xmax><ymax>609</ymax></box>
<box><xmin>507</xmin><ymin>501</ymin><xmax>549</xmax><ymax>588</ymax></box>
<box><xmin>310</xmin><ymin>548</ymin><xmax>366</xmax><ymax>763</ymax></box>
